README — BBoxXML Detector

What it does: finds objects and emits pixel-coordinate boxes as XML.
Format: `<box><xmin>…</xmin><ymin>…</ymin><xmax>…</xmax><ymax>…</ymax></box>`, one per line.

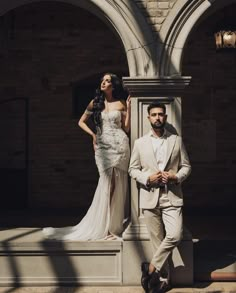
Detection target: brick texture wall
<box><xmin>0</xmin><ymin>2</ymin><xmax>128</xmax><ymax>210</ymax></box>
<box><xmin>134</xmin><ymin>0</ymin><xmax>177</xmax><ymax>32</ymax></box>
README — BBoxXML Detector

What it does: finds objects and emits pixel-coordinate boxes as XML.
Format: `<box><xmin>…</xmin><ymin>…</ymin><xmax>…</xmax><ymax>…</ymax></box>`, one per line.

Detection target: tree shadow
<box><xmin>0</xmin><ymin>228</ymin><xmax>80</xmax><ymax>293</ymax></box>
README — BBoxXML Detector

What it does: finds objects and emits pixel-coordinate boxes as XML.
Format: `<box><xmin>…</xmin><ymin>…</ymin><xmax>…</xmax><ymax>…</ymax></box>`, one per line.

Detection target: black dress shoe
<box><xmin>141</xmin><ymin>262</ymin><xmax>150</xmax><ymax>293</ymax></box>
<box><xmin>148</xmin><ymin>271</ymin><xmax>161</xmax><ymax>293</ymax></box>
<box><xmin>157</xmin><ymin>281</ymin><xmax>171</xmax><ymax>293</ymax></box>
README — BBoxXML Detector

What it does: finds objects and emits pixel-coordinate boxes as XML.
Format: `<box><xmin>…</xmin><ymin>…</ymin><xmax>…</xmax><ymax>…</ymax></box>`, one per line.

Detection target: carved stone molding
<box><xmin>122</xmin><ymin>223</ymin><xmax>150</xmax><ymax>240</ymax></box>
<box><xmin>159</xmin><ymin>0</ymin><xmax>213</xmax><ymax>76</ymax></box>
<box><xmin>122</xmin><ymin>76</ymin><xmax>192</xmax><ymax>97</ymax></box>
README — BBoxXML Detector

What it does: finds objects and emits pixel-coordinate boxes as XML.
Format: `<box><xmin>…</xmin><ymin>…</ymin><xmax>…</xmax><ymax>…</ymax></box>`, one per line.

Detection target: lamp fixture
<box><xmin>215</xmin><ymin>30</ymin><xmax>236</xmax><ymax>49</ymax></box>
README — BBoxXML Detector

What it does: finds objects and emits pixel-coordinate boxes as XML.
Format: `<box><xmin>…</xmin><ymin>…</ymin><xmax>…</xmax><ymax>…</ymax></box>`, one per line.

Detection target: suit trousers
<box><xmin>143</xmin><ymin>205</ymin><xmax>183</xmax><ymax>273</ymax></box>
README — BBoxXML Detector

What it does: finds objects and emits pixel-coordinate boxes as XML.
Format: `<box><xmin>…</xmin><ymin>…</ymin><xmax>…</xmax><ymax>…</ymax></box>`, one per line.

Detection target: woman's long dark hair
<box><xmin>93</xmin><ymin>73</ymin><xmax>126</xmax><ymax>129</ymax></box>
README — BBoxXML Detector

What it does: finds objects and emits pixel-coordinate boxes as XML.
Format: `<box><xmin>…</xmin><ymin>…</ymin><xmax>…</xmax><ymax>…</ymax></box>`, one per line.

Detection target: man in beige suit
<box><xmin>129</xmin><ymin>102</ymin><xmax>191</xmax><ymax>293</ymax></box>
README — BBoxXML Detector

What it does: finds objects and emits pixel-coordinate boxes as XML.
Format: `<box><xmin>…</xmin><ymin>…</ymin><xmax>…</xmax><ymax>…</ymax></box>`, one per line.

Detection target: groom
<box><xmin>129</xmin><ymin>102</ymin><xmax>191</xmax><ymax>293</ymax></box>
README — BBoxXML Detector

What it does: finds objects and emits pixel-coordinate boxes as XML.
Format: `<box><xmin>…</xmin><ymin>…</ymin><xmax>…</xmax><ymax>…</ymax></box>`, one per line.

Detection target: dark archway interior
<box><xmin>0</xmin><ymin>1</ymin><xmax>129</xmax><ymax>226</ymax></box>
<box><xmin>182</xmin><ymin>3</ymin><xmax>236</xmax><ymax>240</ymax></box>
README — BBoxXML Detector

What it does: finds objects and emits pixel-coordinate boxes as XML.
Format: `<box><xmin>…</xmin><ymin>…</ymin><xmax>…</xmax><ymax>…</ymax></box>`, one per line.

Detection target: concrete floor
<box><xmin>0</xmin><ymin>283</ymin><xmax>236</xmax><ymax>293</ymax></box>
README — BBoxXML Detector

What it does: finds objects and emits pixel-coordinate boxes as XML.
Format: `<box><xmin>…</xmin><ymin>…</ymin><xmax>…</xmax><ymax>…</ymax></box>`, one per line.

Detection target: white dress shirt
<box><xmin>149</xmin><ymin>129</ymin><xmax>171</xmax><ymax>208</ymax></box>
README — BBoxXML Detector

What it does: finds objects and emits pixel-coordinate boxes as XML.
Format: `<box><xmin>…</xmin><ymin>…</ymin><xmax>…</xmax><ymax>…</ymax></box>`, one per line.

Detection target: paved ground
<box><xmin>0</xmin><ymin>283</ymin><xmax>236</xmax><ymax>293</ymax></box>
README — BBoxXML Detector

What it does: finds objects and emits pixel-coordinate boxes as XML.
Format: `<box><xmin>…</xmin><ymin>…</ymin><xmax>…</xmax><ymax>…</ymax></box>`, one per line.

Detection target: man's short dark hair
<box><xmin>147</xmin><ymin>102</ymin><xmax>166</xmax><ymax>114</ymax></box>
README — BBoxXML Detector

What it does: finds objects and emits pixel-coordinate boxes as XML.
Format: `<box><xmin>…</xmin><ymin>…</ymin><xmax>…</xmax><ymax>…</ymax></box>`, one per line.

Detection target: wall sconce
<box><xmin>215</xmin><ymin>31</ymin><xmax>236</xmax><ymax>49</ymax></box>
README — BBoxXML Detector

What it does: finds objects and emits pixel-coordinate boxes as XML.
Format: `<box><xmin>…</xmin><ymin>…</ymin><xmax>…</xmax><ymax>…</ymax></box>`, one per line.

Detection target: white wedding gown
<box><xmin>43</xmin><ymin>110</ymin><xmax>130</xmax><ymax>240</ymax></box>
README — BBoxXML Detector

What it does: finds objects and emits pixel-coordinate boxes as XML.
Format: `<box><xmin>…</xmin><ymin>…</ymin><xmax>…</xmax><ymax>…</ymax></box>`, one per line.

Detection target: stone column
<box><xmin>122</xmin><ymin>77</ymin><xmax>193</xmax><ymax>285</ymax></box>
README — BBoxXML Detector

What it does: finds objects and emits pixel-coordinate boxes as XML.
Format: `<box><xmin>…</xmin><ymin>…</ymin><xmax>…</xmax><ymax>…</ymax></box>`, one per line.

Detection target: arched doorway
<box><xmin>0</xmin><ymin>1</ymin><xmax>129</xmax><ymax>226</ymax></box>
<box><xmin>182</xmin><ymin>2</ymin><xmax>236</xmax><ymax>281</ymax></box>
<box><xmin>0</xmin><ymin>0</ymin><xmax>157</xmax><ymax>77</ymax></box>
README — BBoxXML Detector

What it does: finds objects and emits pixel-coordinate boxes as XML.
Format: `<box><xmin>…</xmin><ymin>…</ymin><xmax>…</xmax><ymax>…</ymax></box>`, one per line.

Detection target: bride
<box><xmin>43</xmin><ymin>73</ymin><xmax>131</xmax><ymax>240</ymax></box>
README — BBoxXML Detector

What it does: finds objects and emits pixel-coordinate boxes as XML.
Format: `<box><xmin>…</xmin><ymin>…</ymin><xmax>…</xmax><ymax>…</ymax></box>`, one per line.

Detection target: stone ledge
<box><xmin>0</xmin><ymin>228</ymin><xmax>123</xmax><ymax>286</ymax></box>
<box><xmin>0</xmin><ymin>228</ymin><xmax>122</xmax><ymax>250</ymax></box>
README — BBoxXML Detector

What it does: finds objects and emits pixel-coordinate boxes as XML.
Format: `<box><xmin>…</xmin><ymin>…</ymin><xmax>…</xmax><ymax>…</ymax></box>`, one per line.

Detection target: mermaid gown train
<box><xmin>43</xmin><ymin>110</ymin><xmax>130</xmax><ymax>240</ymax></box>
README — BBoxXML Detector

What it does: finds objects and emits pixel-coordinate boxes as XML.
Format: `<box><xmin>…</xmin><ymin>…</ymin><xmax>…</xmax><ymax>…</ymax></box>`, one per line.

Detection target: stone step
<box><xmin>1</xmin><ymin>228</ymin><xmax>235</xmax><ymax>287</ymax></box>
<box><xmin>0</xmin><ymin>227</ymin><xmax>193</xmax><ymax>286</ymax></box>
<box><xmin>0</xmin><ymin>228</ymin><xmax>123</xmax><ymax>286</ymax></box>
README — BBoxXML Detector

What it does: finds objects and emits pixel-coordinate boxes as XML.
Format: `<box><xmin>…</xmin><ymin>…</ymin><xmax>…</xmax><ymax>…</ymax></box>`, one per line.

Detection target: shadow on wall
<box><xmin>194</xmin><ymin>240</ymin><xmax>236</xmax><ymax>281</ymax></box>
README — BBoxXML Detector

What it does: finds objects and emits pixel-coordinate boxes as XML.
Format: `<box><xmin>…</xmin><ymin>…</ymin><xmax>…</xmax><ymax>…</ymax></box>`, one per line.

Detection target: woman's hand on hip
<box><xmin>92</xmin><ymin>134</ymin><xmax>97</xmax><ymax>152</ymax></box>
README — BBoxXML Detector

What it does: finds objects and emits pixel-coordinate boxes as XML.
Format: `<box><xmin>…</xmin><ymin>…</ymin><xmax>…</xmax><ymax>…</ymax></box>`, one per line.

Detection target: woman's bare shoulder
<box><xmin>87</xmin><ymin>99</ymin><xmax>94</xmax><ymax>111</ymax></box>
<box><xmin>118</xmin><ymin>99</ymin><xmax>127</xmax><ymax>111</ymax></box>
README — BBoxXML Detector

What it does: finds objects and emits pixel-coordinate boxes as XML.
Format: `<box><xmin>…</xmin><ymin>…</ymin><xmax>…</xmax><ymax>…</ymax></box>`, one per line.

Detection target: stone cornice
<box><xmin>122</xmin><ymin>76</ymin><xmax>192</xmax><ymax>96</ymax></box>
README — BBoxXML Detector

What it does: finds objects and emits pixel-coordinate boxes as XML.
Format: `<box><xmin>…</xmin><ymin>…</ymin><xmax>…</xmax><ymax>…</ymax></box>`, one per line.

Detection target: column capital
<box><xmin>122</xmin><ymin>76</ymin><xmax>192</xmax><ymax>97</ymax></box>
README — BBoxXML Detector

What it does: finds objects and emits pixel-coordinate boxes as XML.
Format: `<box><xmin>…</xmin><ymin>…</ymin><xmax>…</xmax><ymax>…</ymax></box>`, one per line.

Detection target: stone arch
<box><xmin>159</xmin><ymin>0</ymin><xmax>236</xmax><ymax>76</ymax></box>
<box><xmin>0</xmin><ymin>0</ymin><xmax>157</xmax><ymax>77</ymax></box>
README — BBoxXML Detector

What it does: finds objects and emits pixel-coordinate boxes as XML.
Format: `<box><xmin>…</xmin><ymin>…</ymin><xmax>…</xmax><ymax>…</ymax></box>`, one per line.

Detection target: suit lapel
<box><xmin>163</xmin><ymin>131</ymin><xmax>177</xmax><ymax>170</ymax></box>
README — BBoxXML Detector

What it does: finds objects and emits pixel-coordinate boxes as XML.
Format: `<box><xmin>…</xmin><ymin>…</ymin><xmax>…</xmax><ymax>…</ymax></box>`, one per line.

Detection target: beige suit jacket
<box><xmin>129</xmin><ymin>130</ymin><xmax>191</xmax><ymax>209</ymax></box>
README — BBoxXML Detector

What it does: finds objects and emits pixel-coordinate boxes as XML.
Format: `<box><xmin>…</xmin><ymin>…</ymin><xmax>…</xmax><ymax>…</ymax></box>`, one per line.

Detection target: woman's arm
<box><xmin>78</xmin><ymin>100</ymin><xmax>97</xmax><ymax>150</ymax></box>
<box><xmin>121</xmin><ymin>95</ymin><xmax>131</xmax><ymax>133</ymax></box>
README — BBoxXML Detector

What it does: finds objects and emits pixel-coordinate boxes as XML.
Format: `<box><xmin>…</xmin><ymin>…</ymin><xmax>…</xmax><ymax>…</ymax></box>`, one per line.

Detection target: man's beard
<box><xmin>151</xmin><ymin>121</ymin><xmax>165</xmax><ymax>130</ymax></box>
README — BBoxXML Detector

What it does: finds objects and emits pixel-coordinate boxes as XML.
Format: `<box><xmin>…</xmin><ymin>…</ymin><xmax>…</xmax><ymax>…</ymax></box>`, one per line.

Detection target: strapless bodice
<box><xmin>101</xmin><ymin>110</ymin><xmax>123</xmax><ymax>129</ymax></box>
<box><xmin>95</xmin><ymin>110</ymin><xmax>130</xmax><ymax>173</ymax></box>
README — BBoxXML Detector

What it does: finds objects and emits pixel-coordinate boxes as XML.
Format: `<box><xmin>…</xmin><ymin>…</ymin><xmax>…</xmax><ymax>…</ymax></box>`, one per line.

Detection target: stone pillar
<box><xmin>122</xmin><ymin>77</ymin><xmax>193</xmax><ymax>286</ymax></box>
